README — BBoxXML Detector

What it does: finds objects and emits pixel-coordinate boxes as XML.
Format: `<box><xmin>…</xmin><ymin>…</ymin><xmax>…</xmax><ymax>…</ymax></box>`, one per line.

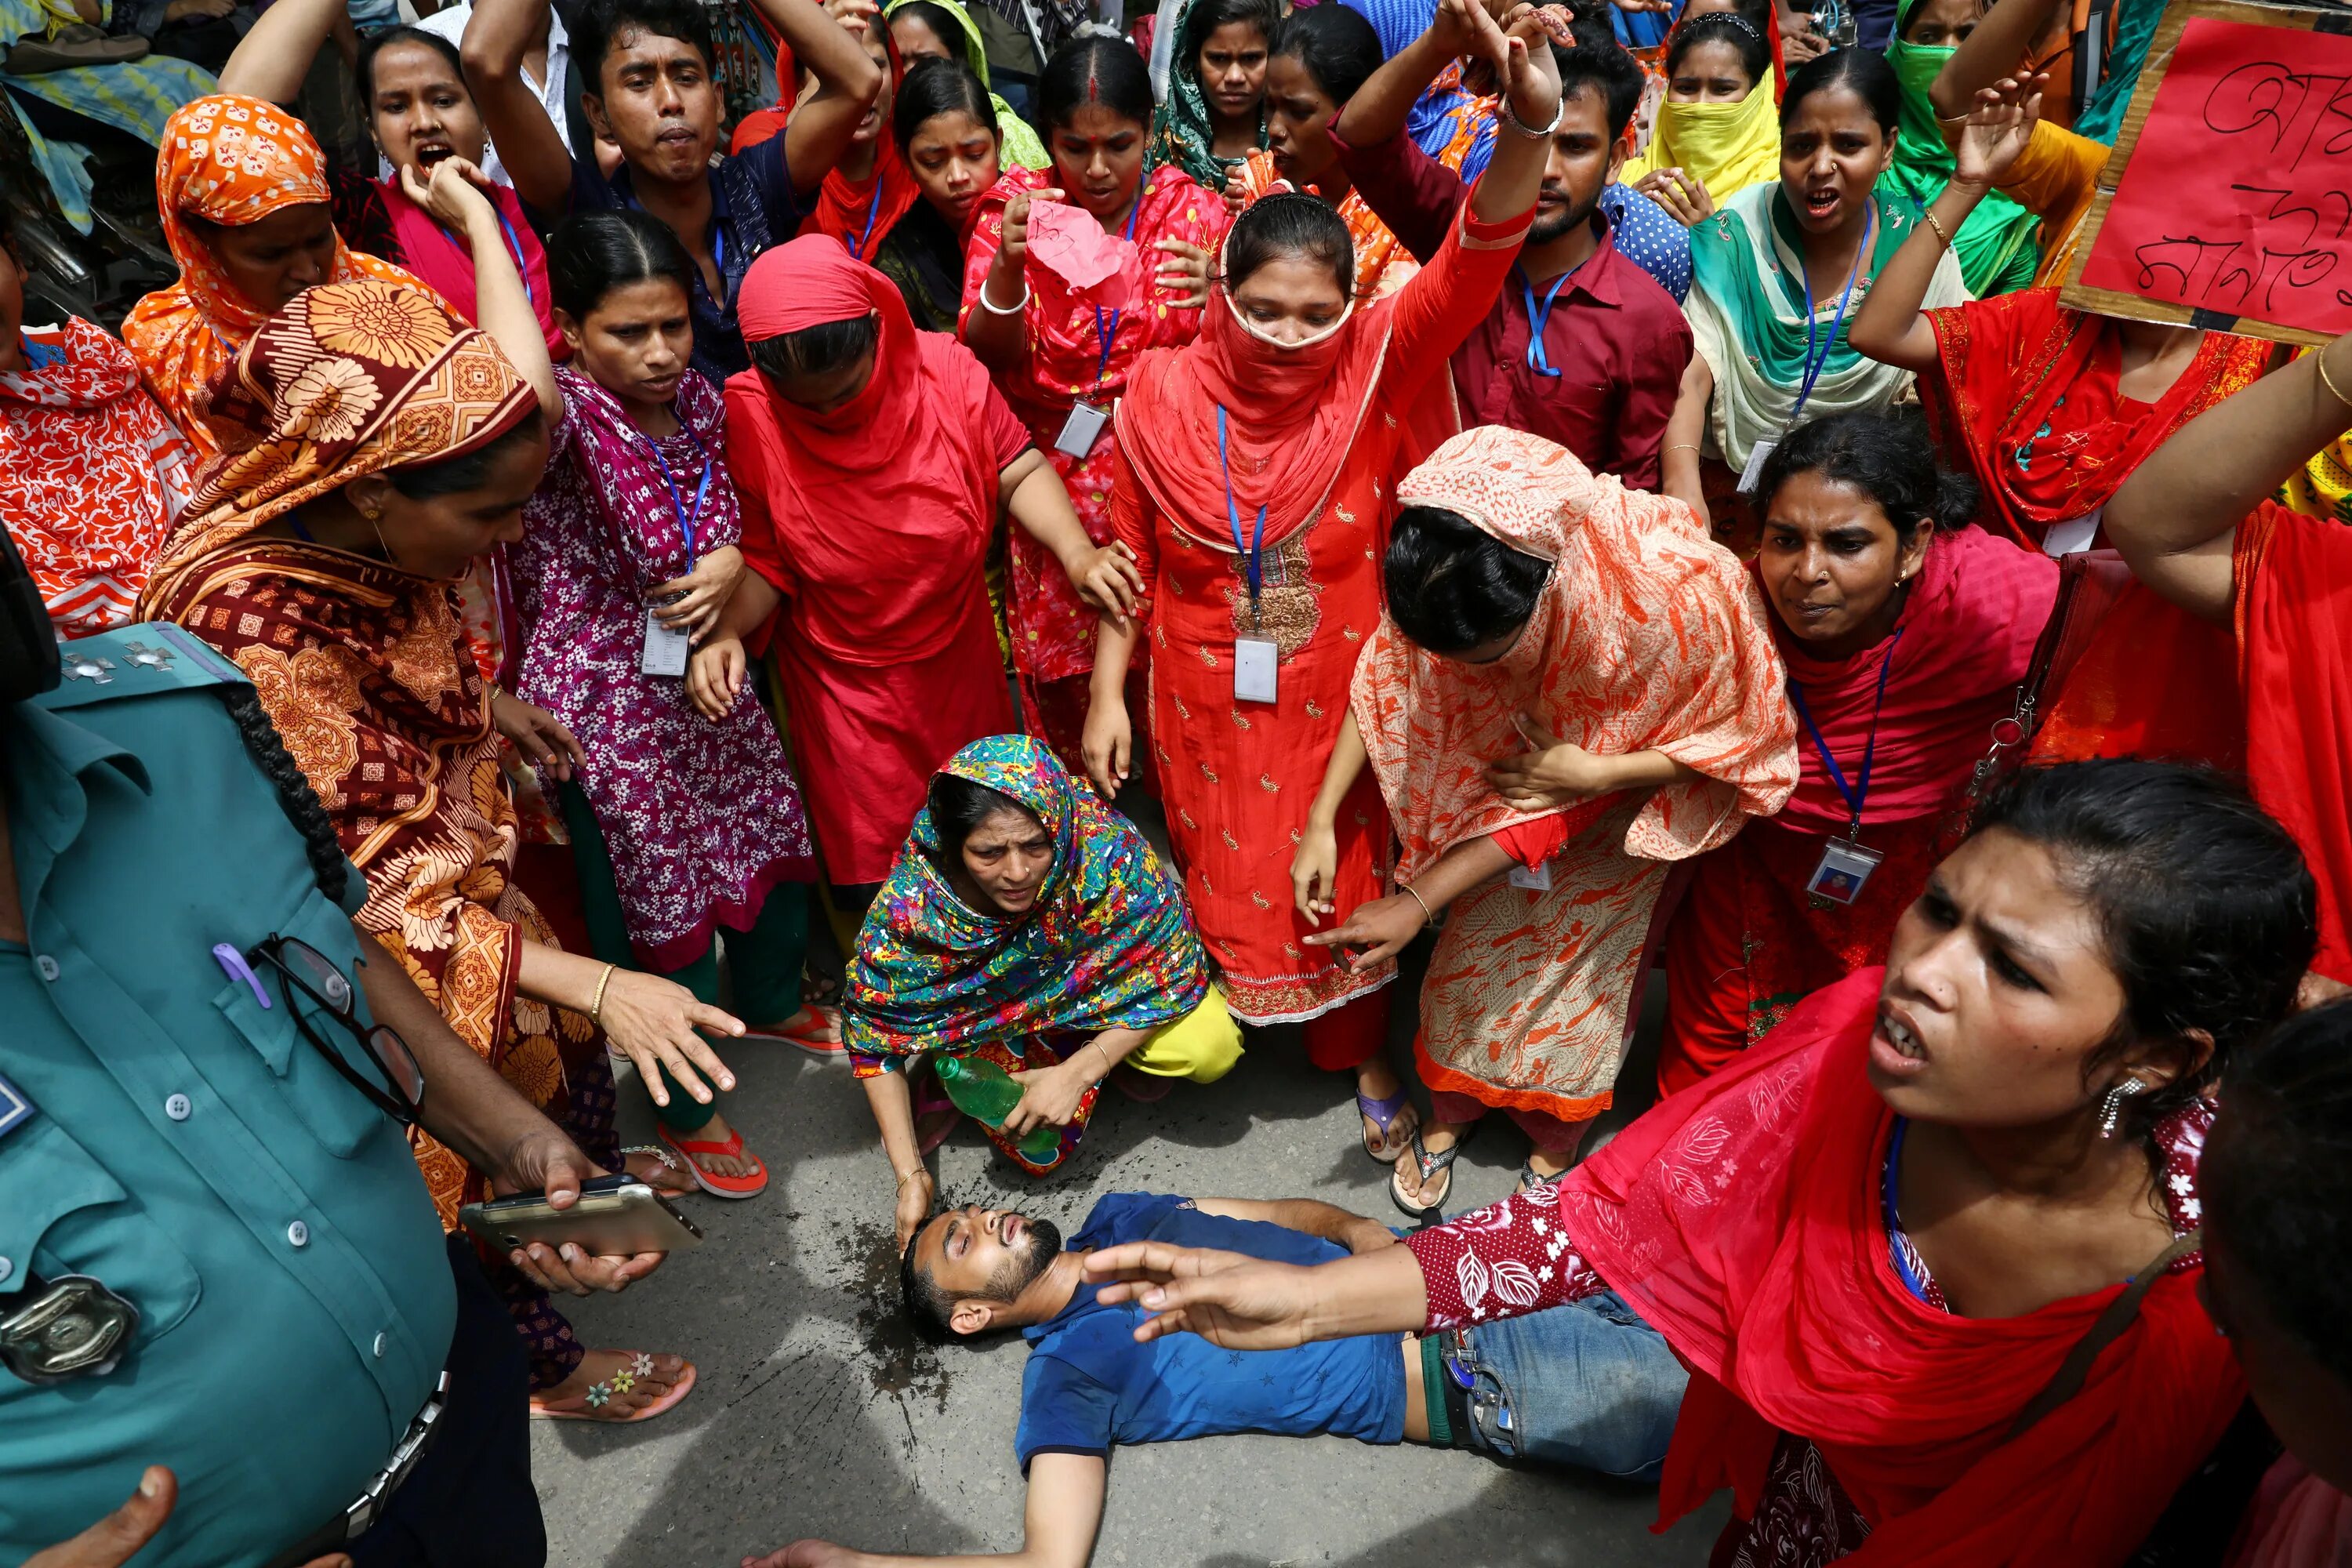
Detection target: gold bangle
<box><xmin>1401</xmin><ymin>883</ymin><xmax>1436</xmax><ymax>924</ymax></box>
<box><xmin>589</xmin><ymin>962</ymin><xmax>616</xmax><ymax>1023</ymax></box>
<box><xmin>1920</xmin><ymin>207</ymin><xmax>1953</xmax><ymax>251</ymax></box>
<box><xmin>1664</xmin><ymin>441</ymin><xmax>1700</xmax><ymax>456</ymax></box>
<box><xmin>2317</xmin><ymin>343</ymin><xmax>2352</xmax><ymax>411</ymax></box>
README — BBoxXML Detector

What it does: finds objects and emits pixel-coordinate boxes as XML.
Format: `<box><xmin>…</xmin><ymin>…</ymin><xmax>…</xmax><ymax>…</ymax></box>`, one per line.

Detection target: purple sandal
<box><xmin>1356</xmin><ymin>1089</ymin><xmax>1418</xmax><ymax>1163</ymax></box>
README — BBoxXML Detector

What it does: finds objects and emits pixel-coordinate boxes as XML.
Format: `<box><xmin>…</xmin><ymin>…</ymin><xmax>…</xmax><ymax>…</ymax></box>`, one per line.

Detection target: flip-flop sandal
<box><xmin>741</xmin><ymin>1004</ymin><xmax>846</xmax><ymax>1060</ymax></box>
<box><xmin>532</xmin><ymin>1356</ymin><xmax>698</xmax><ymax>1424</ymax></box>
<box><xmin>1391</xmin><ymin>1127</ymin><xmax>1471</xmax><ymax>1219</ymax></box>
<box><xmin>619</xmin><ymin>1143</ymin><xmax>695</xmax><ymax>1196</ymax></box>
<box><xmin>1516</xmin><ymin>1158</ymin><xmax>1564</xmax><ymax>1196</ymax></box>
<box><xmin>800</xmin><ymin>962</ymin><xmax>843</xmax><ymax>1007</ymax></box>
<box><xmin>1357</xmin><ymin>1089</ymin><xmax>1418</xmax><ymax>1163</ymax></box>
<box><xmin>656</xmin><ymin>1123</ymin><xmax>769</xmax><ymax>1200</ymax></box>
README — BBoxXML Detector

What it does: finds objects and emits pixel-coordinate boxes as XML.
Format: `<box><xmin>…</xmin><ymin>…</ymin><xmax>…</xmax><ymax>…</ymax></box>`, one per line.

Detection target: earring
<box><xmin>2098</xmin><ymin>1080</ymin><xmax>2143</xmax><ymax>1138</ymax></box>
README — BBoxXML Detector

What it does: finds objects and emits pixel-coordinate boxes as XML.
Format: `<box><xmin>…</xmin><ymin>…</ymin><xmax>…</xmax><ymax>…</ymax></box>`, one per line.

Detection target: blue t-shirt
<box><xmin>566</xmin><ymin>127</ymin><xmax>810</xmax><ymax>386</ymax></box>
<box><xmin>1013</xmin><ymin>1194</ymin><xmax>1406</xmax><ymax>1471</ymax></box>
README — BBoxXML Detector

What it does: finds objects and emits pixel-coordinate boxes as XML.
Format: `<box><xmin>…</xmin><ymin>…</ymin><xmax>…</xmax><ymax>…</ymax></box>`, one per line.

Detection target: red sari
<box><xmin>2236</xmin><ymin>502</ymin><xmax>2352</xmax><ymax>987</ymax></box>
<box><xmin>728</xmin><ymin>237</ymin><xmax>1023</xmax><ymax>884</ymax></box>
<box><xmin>960</xmin><ymin>166</ymin><xmax>1229</xmax><ymax>768</ymax></box>
<box><xmin>1109</xmin><ymin>198</ymin><xmax>1530</xmax><ymax>1025</ymax></box>
<box><xmin>1659</xmin><ymin>527</ymin><xmax>2057</xmax><ymax>1091</ymax></box>
<box><xmin>1410</xmin><ymin>967</ymin><xmax>2244</xmax><ymax>1567</ymax></box>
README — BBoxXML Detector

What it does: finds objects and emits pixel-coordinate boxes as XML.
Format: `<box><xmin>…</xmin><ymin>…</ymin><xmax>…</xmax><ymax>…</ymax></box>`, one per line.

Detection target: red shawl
<box><xmin>726</xmin><ymin>234</ymin><xmax>1004</xmax><ymax>665</ymax></box>
<box><xmin>379</xmin><ymin>176</ymin><xmax>568</xmax><ymax>361</ymax></box>
<box><xmin>2237</xmin><ymin>501</ymin><xmax>2352</xmax><ymax>986</ymax></box>
<box><xmin>1555</xmin><ymin>967</ymin><xmax>2245</xmax><ymax>1564</ymax></box>
<box><xmin>800</xmin><ymin>31</ymin><xmax>920</xmax><ymax>263</ymax></box>
<box><xmin>1921</xmin><ymin>288</ymin><xmax>2274</xmax><ymax>550</ymax></box>
<box><xmin>1773</xmin><ymin>524</ymin><xmax>2056</xmax><ymax>835</ymax></box>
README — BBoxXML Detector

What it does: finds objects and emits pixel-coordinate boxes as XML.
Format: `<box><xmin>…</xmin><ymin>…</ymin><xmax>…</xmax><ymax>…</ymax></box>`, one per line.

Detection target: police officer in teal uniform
<box><xmin>0</xmin><ymin>524</ymin><xmax>670</xmax><ymax>1566</ymax></box>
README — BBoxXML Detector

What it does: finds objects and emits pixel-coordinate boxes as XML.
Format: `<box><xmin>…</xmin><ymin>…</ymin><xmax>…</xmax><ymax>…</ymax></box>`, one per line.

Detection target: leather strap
<box><xmin>2005</xmin><ymin>1227</ymin><xmax>2202</xmax><ymax>1443</ymax></box>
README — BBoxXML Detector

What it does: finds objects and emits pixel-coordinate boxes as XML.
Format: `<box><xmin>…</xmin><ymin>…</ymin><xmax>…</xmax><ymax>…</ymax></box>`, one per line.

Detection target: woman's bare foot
<box><xmin>1355</xmin><ymin>1060</ymin><xmax>1417</xmax><ymax>1160</ymax></box>
<box><xmin>620</xmin><ymin>1145</ymin><xmax>695</xmax><ymax>1196</ymax></box>
<box><xmin>1392</xmin><ymin>1121</ymin><xmax>1473</xmax><ymax>1210</ymax></box>
<box><xmin>660</xmin><ymin>1109</ymin><xmax>760</xmax><ymax>1178</ymax></box>
<box><xmin>531</xmin><ymin>1347</ymin><xmax>691</xmax><ymax>1421</ymax></box>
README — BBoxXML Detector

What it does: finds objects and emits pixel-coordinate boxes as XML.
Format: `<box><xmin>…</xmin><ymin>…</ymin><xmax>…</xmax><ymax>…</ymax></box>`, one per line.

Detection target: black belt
<box><xmin>259</xmin><ymin>1369</ymin><xmax>451</xmax><ymax>1568</ymax></box>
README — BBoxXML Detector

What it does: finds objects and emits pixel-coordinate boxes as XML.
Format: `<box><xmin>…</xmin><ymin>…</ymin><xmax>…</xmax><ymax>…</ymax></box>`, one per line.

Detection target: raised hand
<box><xmin>398</xmin><ymin>155</ymin><xmax>498</xmax><ymax>238</ymax></box>
<box><xmin>593</xmin><ymin>967</ymin><xmax>746</xmax><ymax>1108</ymax></box>
<box><xmin>1954</xmin><ymin>74</ymin><xmax>2045</xmax><ymax>191</ymax></box>
<box><xmin>1635</xmin><ymin>165</ymin><xmax>1713</xmax><ymax>227</ymax></box>
<box><xmin>1153</xmin><ymin>238</ymin><xmax>1214</xmax><ymax>307</ymax></box>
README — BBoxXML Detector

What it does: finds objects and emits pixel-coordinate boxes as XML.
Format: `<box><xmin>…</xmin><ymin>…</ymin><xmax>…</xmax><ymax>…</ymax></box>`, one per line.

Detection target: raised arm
<box><xmin>2105</xmin><ymin>333</ymin><xmax>2352</xmax><ymax>625</ymax></box>
<box><xmin>1465</xmin><ymin>1</ymin><xmax>1561</xmax><ymax>230</ymax></box>
<box><xmin>462</xmin><ymin>0</ymin><xmax>577</xmax><ymax>213</ymax></box>
<box><xmin>217</xmin><ymin>0</ymin><xmax>337</xmax><ymax>103</ymax></box>
<box><xmin>398</xmin><ymin>160</ymin><xmax>561</xmax><ymax>414</ymax></box>
<box><xmin>757</xmin><ymin>0</ymin><xmax>885</xmax><ymax>198</ymax></box>
<box><xmin>1850</xmin><ymin>79</ymin><xmax>2039</xmax><ymax>373</ymax></box>
<box><xmin>1334</xmin><ymin>1</ymin><xmax>1479</xmax><ymax>149</ymax></box>
<box><xmin>742</xmin><ymin>1453</ymin><xmax>1107</xmax><ymax>1568</ymax></box>
<box><xmin>1930</xmin><ymin>0</ymin><xmax>2058</xmax><ymax>119</ymax></box>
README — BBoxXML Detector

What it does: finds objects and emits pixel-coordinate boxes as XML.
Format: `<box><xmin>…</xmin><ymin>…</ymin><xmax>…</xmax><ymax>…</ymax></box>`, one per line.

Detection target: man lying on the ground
<box><xmin>742</xmin><ymin>1192</ymin><xmax>1687</xmax><ymax>1568</ymax></box>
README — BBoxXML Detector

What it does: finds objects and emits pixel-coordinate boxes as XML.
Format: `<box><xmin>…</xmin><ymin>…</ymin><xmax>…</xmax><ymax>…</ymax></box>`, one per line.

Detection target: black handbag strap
<box><xmin>2005</xmin><ymin>1226</ymin><xmax>2203</xmax><ymax>1443</ymax></box>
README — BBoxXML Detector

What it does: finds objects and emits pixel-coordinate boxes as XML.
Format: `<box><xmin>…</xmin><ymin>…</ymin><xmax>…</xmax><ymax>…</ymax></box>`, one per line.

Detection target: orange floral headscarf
<box><xmin>122</xmin><ymin>94</ymin><xmax>428</xmax><ymax>457</ymax></box>
<box><xmin>141</xmin><ymin>279</ymin><xmax>539</xmax><ymax>614</ymax></box>
<box><xmin>1352</xmin><ymin>426</ymin><xmax>1799</xmax><ymax>881</ymax></box>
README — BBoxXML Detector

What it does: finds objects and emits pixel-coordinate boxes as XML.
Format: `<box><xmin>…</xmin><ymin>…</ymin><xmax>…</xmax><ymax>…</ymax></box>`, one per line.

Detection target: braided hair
<box><xmin>219</xmin><ymin>684</ymin><xmax>351</xmax><ymax>906</ymax></box>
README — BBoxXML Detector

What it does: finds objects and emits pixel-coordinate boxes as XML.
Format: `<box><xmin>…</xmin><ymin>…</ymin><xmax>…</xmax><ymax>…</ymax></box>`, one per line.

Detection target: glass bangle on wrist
<box><xmin>1501</xmin><ymin>91</ymin><xmax>1565</xmax><ymax>139</ymax></box>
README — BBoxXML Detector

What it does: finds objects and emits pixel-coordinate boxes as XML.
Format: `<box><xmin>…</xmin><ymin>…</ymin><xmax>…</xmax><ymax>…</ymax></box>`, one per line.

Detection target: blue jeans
<box><xmin>1444</xmin><ymin>1290</ymin><xmax>1686</xmax><ymax>1479</ymax></box>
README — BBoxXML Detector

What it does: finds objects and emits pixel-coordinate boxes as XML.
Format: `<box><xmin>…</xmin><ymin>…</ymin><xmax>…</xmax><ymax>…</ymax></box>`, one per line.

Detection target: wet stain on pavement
<box><xmin>840</xmin><ymin>1214</ymin><xmax>953</xmax><ymax>1413</ymax></box>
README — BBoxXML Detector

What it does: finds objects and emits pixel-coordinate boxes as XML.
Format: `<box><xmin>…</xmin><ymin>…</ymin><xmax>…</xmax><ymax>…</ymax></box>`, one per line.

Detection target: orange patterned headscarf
<box><xmin>1352</xmin><ymin>426</ymin><xmax>1799</xmax><ymax>881</ymax></box>
<box><xmin>141</xmin><ymin>279</ymin><xmax>538</xmax><ymax>615</ymax></box>
<box><xmin>122</xmin><ymin>94</ymin><xmax>428</xmax><ymax>456</ymax></box>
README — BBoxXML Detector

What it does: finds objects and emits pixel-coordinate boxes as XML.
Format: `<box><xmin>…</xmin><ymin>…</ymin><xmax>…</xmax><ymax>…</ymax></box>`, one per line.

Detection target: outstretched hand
<box><xmin>1953</xmin><ymin>74</ymin><xmax>2045</xmax><ymax>191</ymax></box>
<box><xmin>1300</xmin><ymin>892</ymin><xmax>1425</xmax><ymax>971</ymax></box>
<box><xmin>1083</xmin><ymin>1243</ymin><xmax>1327</xmax><ymax>1348</ymax></box>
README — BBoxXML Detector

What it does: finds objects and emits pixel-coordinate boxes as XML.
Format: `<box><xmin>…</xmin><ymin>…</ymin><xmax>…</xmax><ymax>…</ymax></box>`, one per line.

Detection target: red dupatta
<box><xmin>726</xmin><ymin>234</ymin><xmax>1004</xmax><ymax>665</ymax></box>
<box><xmin>379</xmin><ymin>176</ymin><xmax>568</xmax><ymax>361</ymax></box>
<box><xmin>2236</xmin><ymin>502</ymin><xmax>2352</xmax><ymax>986</ymax></box>
<box><xmin>800</xmin><ymin>31</ymin><xmax>920</xmax><ymax>263</ymax></box>
<box><xmin>1772</xmin><ymin>524</ymin><xmax>2056</xmax><ymax>835</ymax></box>
<box><xmin>1921</xmin><ymin>287</ymin><xmax>2274</xmax><ymax>551</ymax></box>
<box><xmin>1555</xmin><ymin>967</ymin><xmax>2245</xmax><ymax>1564</ymax></box>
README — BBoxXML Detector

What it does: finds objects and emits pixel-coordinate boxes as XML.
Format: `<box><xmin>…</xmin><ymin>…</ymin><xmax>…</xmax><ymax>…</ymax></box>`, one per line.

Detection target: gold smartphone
<box><xmin>459</xmin><ymin>1177</ymin><xmax>704</xmax><ymax>1257</ymax></box>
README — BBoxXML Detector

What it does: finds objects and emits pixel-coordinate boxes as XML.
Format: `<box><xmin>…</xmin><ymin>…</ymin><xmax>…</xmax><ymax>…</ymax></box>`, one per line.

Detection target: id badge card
<box><xmin>1806</xmin><ymin>836</ymin><xmax>1883</xmax><ymax>906</ymax></box>
<box><xmin>641</xmin><ymin>608</ymin><xmax>691</xmax><ymax>677</ymax></box>
<box><xmin>1737</xmin><ymin>436</ymin><xmax>1778</xmax><ymax>495</ymax></box>
<box><xmin>1054</xmin><ymin>400</ymin><xmax>1110</xmax><ymax>459</ymax></box>
<box><xmin>1508</xmin><ymin>858</ymin><xmax>1554</xmax><ymax>891</ymax></box>
<box><xmin>1233</xmin><ymin>633</ymin><xmax>1278</xmax><ymax>704</ymax></box>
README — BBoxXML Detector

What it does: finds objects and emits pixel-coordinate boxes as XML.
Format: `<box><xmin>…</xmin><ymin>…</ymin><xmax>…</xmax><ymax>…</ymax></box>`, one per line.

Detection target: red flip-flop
<box><xmin>656</xmin><ymin>1123</ymin><xmax>768</xmax><ymax>1200</ymax></box>
<box><xmin>741</xmin><ymin>1005</ymin><xmax>846</xmax><ymax>1061</ymax></box>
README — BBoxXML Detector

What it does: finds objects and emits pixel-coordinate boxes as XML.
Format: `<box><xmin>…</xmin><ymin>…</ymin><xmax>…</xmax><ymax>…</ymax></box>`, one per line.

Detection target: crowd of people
<box><xmin>3</xmin><ymin>0</ymin><xmax>2350</xmax><ymax>1555</ymax></box>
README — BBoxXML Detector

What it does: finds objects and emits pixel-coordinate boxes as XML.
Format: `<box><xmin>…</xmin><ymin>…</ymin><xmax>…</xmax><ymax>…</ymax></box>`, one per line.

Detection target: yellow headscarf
<box><xmin>1622</xmin><ymin>82</ymin><xmax>1781</xmax><ymax>210</ymax></box>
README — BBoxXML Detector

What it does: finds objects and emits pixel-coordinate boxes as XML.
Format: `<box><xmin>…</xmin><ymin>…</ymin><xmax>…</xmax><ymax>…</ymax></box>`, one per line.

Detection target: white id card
<box><xmin>1806</xmin><ymin>836</ymin><xmax>1884</xmax><ymax>907</ymax></box>
<box><xmin>1736</xmin><ymin>437</ymin><xmax>1778</xmax><ymax>495</ymax></box>
<box><xmin>1233</xmin><ymin>633</ymin><xmax>1278</xmax><ymax>704</ymax></box>
<box><xmin>1054</xmin><ymin>400</ymin><xmax>1111</xmax><ymax>459</ymax></box>
<box><xmin>1508</xmin><ymin>858</ymin><xmax>1554</xmax><ymax>891</ymax></box>
<box><xmin>641</xmin><ymin>608</ymin><xmax>691</xmax><ymax>677</ymax></box>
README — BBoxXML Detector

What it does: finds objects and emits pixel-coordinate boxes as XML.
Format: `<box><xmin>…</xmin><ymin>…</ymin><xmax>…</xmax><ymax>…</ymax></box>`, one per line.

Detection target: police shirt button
<box><xmin>0</xmin><ymin>1257</ymin><xmax>12</xmax><ymax>1283</ymax></box>
<box><xmin>287</xmin><ymin>1220</ymin><xmax>310</xmax><ymax>1247</ymax></box>
<box><xmin>165</xmin><ymin>1093</ymin><xmax>192</xmax><ymax>1122</ymax></box>
<box><xmin>34</xmin><ymin>954</ymin><xmax>59</xmax><ymax>982</ymax></box>
<box><xmin>373</xmin><ymin>1332</ymin><xmax>387</xmax><ymax>1358</ymax></box>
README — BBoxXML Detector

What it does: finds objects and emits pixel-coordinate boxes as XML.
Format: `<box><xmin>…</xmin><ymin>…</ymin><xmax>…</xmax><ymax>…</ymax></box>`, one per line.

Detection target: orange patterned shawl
<box><xmin>1355</xmin><ymin>428</ymin><xmax>1799</xmax><ymax>1122</ymax></box>
<box><xmin>122</xmin><ymin>95</ymin><xmax>430</xmax><ymax>461</ymax></box>
<box><xmin>138</xmin><ymin>282</ymin><xmax>577</xmax><ymax>1226</ymax></box>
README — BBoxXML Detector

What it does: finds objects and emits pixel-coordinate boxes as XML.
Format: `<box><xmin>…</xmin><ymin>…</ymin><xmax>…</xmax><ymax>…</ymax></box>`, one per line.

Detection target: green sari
<box><xmin>1878</xmin><ymin>1</ymin><xmax>2040</xmax><ymax>297</ymax></box>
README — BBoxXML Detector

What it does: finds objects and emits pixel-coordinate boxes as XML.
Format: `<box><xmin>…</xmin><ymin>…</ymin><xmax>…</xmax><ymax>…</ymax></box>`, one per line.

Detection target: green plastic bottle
<box><xmin>935</xmin><ymin>1054</ymin><xmax>1063</xmax><ymax>1163</ymax></box>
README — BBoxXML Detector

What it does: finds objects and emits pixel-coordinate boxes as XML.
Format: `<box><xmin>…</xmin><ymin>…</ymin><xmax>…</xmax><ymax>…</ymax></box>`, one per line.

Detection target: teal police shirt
<box><xmin>0</xmin><ymin>624</ymin><xmax>456</xmax><ymax>1567</ymax></box>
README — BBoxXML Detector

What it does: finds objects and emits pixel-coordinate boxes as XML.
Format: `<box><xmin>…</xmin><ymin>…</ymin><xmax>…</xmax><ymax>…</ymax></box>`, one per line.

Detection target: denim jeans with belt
<box><xmin>1444</xmin><ymin>1290</ymin><xmax>1687</xmax><ymax>1479</ymax></box>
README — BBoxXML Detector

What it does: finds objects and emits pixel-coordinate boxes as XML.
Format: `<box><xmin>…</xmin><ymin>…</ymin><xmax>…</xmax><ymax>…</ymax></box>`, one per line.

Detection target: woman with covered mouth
<box><xmin>1660</xmin><ymin>47</ymin><xmax>1967</xmax><ymax>543</ymax></box>
<box><xmin>1083</xmin><ymin>757</ymin><xmax>2319</xmax><ymax>1568</ymax></box>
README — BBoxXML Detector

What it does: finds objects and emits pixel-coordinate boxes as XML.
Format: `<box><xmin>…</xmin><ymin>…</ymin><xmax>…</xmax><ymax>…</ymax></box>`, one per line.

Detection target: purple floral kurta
<box><xmin>511</xmin><ymin>365</ymin><xmax>813</xmax><ymax>968</ymax></box>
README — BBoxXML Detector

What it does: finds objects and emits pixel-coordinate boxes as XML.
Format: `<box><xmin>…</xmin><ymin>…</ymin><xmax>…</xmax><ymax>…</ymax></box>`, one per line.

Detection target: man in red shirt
<box><xmin>1329</xmin><ymin>9</ymin><xmax>1691</xmax><ymax>489</ymax></box>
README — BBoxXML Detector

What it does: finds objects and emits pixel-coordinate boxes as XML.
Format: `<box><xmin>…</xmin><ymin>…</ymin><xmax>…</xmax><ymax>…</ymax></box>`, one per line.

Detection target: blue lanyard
<box><xmin>1785</xmin><ymin>626</ymin><xmax>1904</xmax><ymax>837</ymax></box>
<box><xmin>1090</xmin><ymin>198</ymin><xmax>1147</xmax><ymax>389</ymax></box>
<box><xmin>1517</xmin><ymin>256</ymin><xmax>1590</xmax><ymax>378</ymax></box>
<box><xmin>1216</xmin><ymin>405</ymin><xmax>1265</xmax><ymax>623</ymax></box>
<box><xmin>848</xmin><ymin>179</ymin><xmax>886</xmax><ymax>261</ymax></box>
<box><xmin>631</xmin><ymin>425</ymin><xmax>713</xmax><ymax>569</ymax></box>
<box><xmin>1790</xmin><ymin>204</ymin><xmax>1875</xmax><ymax>426</ymax></box>
<box><xmin>437</xmin><ymin>209</ymin><xmax>539</xmax><ymax>309</ymax></box>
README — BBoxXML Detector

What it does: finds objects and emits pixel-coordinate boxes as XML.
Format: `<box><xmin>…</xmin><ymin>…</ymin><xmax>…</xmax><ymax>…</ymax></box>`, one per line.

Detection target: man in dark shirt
<box><xmin>746</xmin><ymin>1192</ymin><xmax>1686</xmax><ymax>1568</ymax></box>
<box><xmin>1331</xmin><ymin>13</ymin><xmax>1692</xmax><ymax>490</ymax></box>
<box><xmin>465</xmin><ymin>0</ymin><xmax>881</xmax><ymax>382</ymax></box>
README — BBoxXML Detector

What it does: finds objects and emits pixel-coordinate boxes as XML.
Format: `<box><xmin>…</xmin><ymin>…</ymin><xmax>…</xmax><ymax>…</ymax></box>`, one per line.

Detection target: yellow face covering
<box><xmin>1624</xmin><ymin>85</ymin><xmax>1783</xmax><ymax>209</ymax></box>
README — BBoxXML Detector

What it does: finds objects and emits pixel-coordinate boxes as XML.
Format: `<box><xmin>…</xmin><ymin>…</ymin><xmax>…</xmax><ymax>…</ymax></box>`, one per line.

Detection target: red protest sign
<box><xmin>2063</xmin><ymin>1</ymin><xmax>2352</xmax><ymax>345</ymax></box>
